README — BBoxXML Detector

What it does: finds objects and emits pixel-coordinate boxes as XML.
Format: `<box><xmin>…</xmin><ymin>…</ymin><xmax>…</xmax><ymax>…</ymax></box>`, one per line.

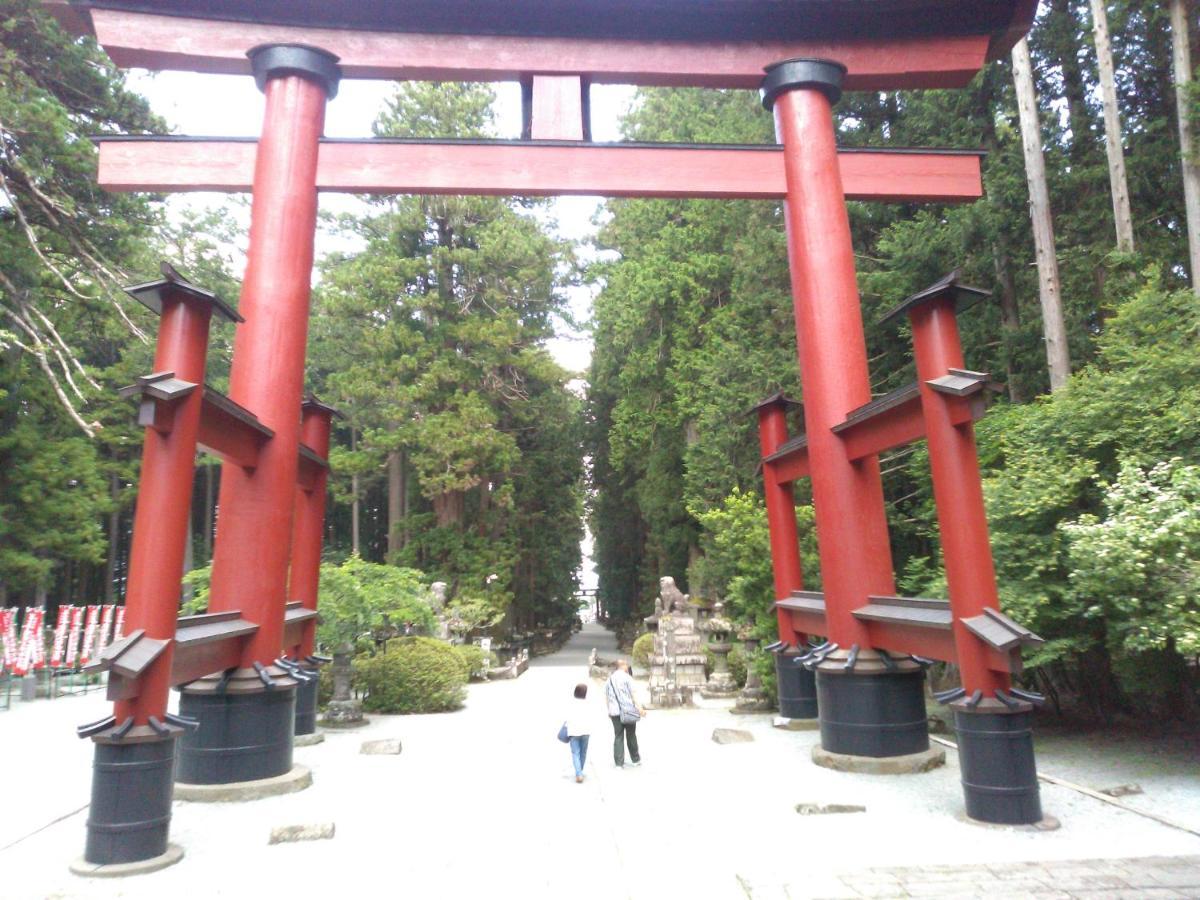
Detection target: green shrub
<box><xmin>632</xmin><ymin>632</ymin><xmax>655</xmax><ymax>669</ymax></box>
<box><xmin>358</xmin><ymin>637</ymin><xmax>467</xmax><ymax>714</ymax></box>
<box><xmin>454</xmin><ymin>644</ymin><xmax>495</xmax><ymax>681</ymax></box>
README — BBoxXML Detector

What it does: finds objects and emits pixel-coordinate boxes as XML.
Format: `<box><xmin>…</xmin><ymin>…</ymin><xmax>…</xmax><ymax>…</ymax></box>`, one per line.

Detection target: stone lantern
<box><xmin>732</xmin><ymin>625</ymin><xmax>771</xmax><ymax>713</ymax></box>
<box><xmin>700</xmin><ymin>602</ymin><xmax>738</xmax><ymax>698</ymax></box>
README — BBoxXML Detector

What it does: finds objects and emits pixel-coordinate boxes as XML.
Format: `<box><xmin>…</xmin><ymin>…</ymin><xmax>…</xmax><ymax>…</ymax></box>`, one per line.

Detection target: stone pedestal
<box><xmin>648</xmin><ymin>612</ymin><xmax>706</xmax><ymax>707</ymax></box>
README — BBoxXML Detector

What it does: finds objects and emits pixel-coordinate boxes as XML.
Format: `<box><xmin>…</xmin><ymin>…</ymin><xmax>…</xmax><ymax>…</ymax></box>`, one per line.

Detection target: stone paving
<box><xmin>0</xmin><ymin>622</ymin><xmax>1196</xmax><ymax>899</ymax></box>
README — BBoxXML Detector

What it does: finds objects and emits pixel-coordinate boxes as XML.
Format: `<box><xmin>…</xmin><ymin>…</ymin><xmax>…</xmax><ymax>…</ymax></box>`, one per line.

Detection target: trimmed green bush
<box><xmin>454</xmin><ymin>643</ymin><xmax>497</xmax><ymax>681</ymax></box>
<box><xmin>632</xmin><ymin>632</ymin><xmax>655</xmax><ymax>669</ymax></box>
<box><xmin>358</xmin><ymin>637</ymin><xmax>467</xmax><ymax>714</ymax></box>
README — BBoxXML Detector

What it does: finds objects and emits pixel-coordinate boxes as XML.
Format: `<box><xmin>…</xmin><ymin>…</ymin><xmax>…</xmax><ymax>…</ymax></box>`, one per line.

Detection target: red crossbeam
<box><xmin>74</xmin><ymin>6</ymin><xmax>991</xmax><ymax>91</ymax></box>
<box><xmin>96</xmin><ymin>139</ymin><xmax>984</xmax><ymax>203</ymax></box>
<box><xmin>763</xmin><ymin>384</ymin><xmax>989</xmax><ymax>484</ymax></box>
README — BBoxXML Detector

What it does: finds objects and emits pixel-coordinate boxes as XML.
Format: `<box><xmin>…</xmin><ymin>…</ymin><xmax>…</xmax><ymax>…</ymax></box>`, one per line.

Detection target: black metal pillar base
<box><xmin>775</xmin><ymin>651</ymin><xmax>818</xmax><ymax>719</ymax></box>
<box><xmin>293</xmin><ymin>666</ymin><xmax>319</xmax><ymax>736</ymax></box>
<box><xmin>176</xmin><ymin>669</ymin><xmax>296</xmax><ymax>785</ymax></box>
<box><xmin>85</xmin><ymin>733</ymin><xmax>177</xmax><ymax>865</ymax></box>
<box><xmin>953</xmin><ymin>701</ymin><xmax>1042</xmax><ymax>825</ymax></box>
<box><xmin>816</xmin><ymin>663</ymin><xmax>929</xmax><ymax>758</ymax></box>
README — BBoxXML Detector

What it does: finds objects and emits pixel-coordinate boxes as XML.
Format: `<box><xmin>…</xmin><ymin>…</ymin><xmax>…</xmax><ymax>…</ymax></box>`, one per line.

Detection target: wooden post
<box><xmin>1089</xmin><ymin>0</ymin><xmax>1136</xmax><ymax>252</ymax></box>
<box><xmin>1172</xmin><ymin>0</ymin><xmax>1200</xmax><ymax>292</ymax></box>
<box><xmin>1011</xmin><ymin>38</ymin><xmax>1072</xmax><ymax>392</ymax></box>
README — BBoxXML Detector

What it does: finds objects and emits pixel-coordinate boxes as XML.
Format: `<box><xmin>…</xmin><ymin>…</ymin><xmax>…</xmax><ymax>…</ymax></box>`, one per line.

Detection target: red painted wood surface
<box><xmin>756</xmin><ymin>401</ymin><xmax>805</xmax><ymax>645</ymax></box>
<box><xmin>115</xmin><ymin>290</ymin><xmax>212</xmax><ymax>725</ymax></box>
<box><xmin>837</xmin><ymin>393</ymin><xmax>925</xmax><ymax>462</ymax></box>
<box><xmin>288</xmin><ymin>405</ymin><xmax>333</xmax><ymax>659</ymax></box>
<box><xmin>196</xmin><ymin>396</ymin><xmax>268</xmax><ymax>469</ymax></box>
<box><xmin>910</xmin><ymin>298</ymin><xmax>1009</xmax><ymax>696</ymax></box>
<box><xmin>96</xmin><ymin>140</ymin><xmax>983</xmax><ymax>203</ymax></box>
<box><xmin>764</xmin><ymin>449</ymin><xmax>809</xmax><ymax>485</ymax></box>
<box><xmin>84</xmin><ymin>8</ymin><xmax>990</xmax><ymax>90</ymax></box>
<box><xmin>774</xmin><ymin>85</ymin><xmax>897</xmax><ymax>650</ymax></box>
<box><xmin>529</xmin><ymin>76</ymin><xmax>586</xmax><ymax>141</ymax></box>
<box><xmin>205</xmin><ymin>71</ymin><xmax>328</xmax><ymax>668</ymax></box>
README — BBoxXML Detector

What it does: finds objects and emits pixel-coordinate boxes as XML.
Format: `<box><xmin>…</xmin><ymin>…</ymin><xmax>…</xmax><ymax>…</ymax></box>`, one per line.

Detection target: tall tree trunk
<box><xmin>432</xmin><ymin>490</ymin><xmax>465</xmax><ymax>528</ymax></box>
<box><xmin>104</xmin><ymin>472</ymin><xmax>119</xmax><ymax>604</ymax></box>
<box><xmin>1172</xmin><ymin>0</ymin><xmax>1200</xmax><ymax>292</ymax></box>
<box><xmin>992</xmin><ymin>243</ymin><xmax>1025</xmax><ymax>403</ymax></box>
<box><xmin>1090</xmin><ymin>0</ymin><xmax>1136</xmax><ymax>252</ymax></box>
<box><xmin>1012</xmin><ymin>38</ymin><xmax>1073</xmax><ymax>392</ymax></box>
<box><xmin>351</xmin><ymin>428</ymin><xmax>361</xmax><ymax>556</ymax></box>
<box><xmin>386</xmin><ymin>450</ymin><xmax>403</xmax><ymax>558</ymax></box>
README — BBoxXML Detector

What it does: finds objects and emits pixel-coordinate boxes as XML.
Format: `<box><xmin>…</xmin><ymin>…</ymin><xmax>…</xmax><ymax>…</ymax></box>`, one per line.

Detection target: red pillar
<box><xmin>288</xmin><ymin>398</ymin><xmax>336</xmax><ymax>659</ymax></box>
<box><xmin>753</xmin><ymin>395</ymin><xmax>804</xmax><ymax>646</ymax></box>
<box><xmin>765</xmin><ymin>61</ymin><xmax>896</xmax><ymax>648</ymax></box>
<box><xmin>908</xmin><ymin>297</ymin><xmax>1008</xmax><ymax>697</ymax></box>
<box><xmin>206</xmin><ymin>45</ymin><xmax>339</xmax><ymax>666</ymax></box>
<box><xmin>117</xmin><ymin>279</ymin><xmax>236</xmax><ymax>725</ymax></box>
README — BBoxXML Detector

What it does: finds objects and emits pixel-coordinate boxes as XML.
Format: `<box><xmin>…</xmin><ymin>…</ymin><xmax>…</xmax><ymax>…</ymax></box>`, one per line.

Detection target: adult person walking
<box><xmin>605</xmin><ymin>659</ymin><xmax>644</xmax><ymax>768</ymax></box>
<box><xmin>565</xmin><ymin>683</ymin><xmax>591</xmax><ymax>783</ymax></box>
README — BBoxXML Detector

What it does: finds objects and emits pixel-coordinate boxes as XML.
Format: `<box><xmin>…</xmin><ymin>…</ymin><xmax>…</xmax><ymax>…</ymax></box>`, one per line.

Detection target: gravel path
<box><xmin>0</xmin><ymin>622</ymin><xmax>1196</xmax><ymax>899</ymax></box>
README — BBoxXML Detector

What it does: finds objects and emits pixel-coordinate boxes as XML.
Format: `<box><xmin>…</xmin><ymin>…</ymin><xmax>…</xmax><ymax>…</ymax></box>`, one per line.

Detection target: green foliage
<box><xmin>631</xmin><ymin>632</ymin><xmax>655</xmax><ymax>670</ymax></box>
<box><xmin>358</xmin><ymin>637</ymin><xmax>468</xmax><ymax>714</ymax></box>
<box><xmin>454</xmin><ymin>643</ymin><xmax>493</xmax><ymax>681</ymax></box>
<box><xmin>315</xmin><ymin>557</ymin><xmax>434</xmax><ymax>648</ymax></box>
<box><xmin>701</xmin><ymin>642</ymin><xmax>748</xmax><ymax>687</ymax></box>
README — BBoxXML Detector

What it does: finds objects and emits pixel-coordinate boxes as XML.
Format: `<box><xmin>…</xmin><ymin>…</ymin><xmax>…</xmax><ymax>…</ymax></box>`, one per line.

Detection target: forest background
<box><xmin>1</xmin><ymin>0</ymin><xmax>1197</xmax><ymax>720</ymax></box>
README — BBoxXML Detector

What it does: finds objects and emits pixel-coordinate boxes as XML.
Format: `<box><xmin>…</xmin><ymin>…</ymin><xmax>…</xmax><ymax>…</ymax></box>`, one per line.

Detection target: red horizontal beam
<box><xmin>80</xmin><ymin>7</ymin><xmax>990</xmax><ymax>91</ymax></box>
<box><xmin>838</xmin><ymin>392</ymin><xmax>926</xmax><ymax>462</ymax></box>
<box><xmin>197</xmin><ymin>393</ymin><xmax>270</xmax><ymax>469</ymax></box>
<box><xmin>97</xmin><ymin>140</ymin><xmax>984</xmax><ymax>203</ymax></box>
<box><xmin>765</xmin><ymin>450</ymin><xmax>809</xmax><ymax>485</ymax></box>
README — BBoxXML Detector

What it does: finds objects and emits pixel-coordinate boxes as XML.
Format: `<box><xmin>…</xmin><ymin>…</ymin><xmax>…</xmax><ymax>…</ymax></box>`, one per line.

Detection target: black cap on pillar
<box><xmin>760</xmin><ymin>58</ymin><xmax>847</xmax><ymax>110</ymax></box>
<box><xmin>247</xmin><ymin>44</ymin><xmax>342</xmax><ymax>99</ymax></box>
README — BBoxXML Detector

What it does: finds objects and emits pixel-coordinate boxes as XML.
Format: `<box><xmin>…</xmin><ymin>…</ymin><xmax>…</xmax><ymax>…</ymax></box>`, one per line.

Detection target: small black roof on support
<box><xmin>124</xmin><ymin>261</ymin><xmax>242</xmax><ymax>324</ymax></box>
<box><xmin>877</xmin><ymin>269</ymin><xmax>990</xmax><ymax>326</ymax></box>
<box><xmin>745</xmin><ymin>391</ymin><xmax>802</xmax><ymax>416</ymax></box>
<box><xmin>301</xmin><ymin>394</ymin><xmax>345</xmax><ymax>420</ymax></box>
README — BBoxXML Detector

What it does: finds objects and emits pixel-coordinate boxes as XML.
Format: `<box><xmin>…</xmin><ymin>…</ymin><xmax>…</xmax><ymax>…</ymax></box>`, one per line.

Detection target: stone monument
<box><xmin>430</xmin><ymin>581</ymin><xmax>451</xmax><ymax>641</ymax></box>
<box><xmin>648</xmin><ymin>577</ymin><xmax>707</xmax><ymax>707</ymax></box>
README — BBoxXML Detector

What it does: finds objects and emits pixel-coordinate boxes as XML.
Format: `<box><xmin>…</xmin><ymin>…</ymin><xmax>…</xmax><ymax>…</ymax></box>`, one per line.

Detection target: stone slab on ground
<box><xmin>68</xmin><ymin>844</ymin><xmax>184</xmax><ymax>879</ymax></box>
<box><xmin>360</xmin><ymin>738</ymin><xmax>402</xmax><ymax>755</ymax></box>
<box><xmin>712</xmin><ymin>728</ymin><xmax>754</xmax><ymax>744</ymax></box>
<box><xmin>795</xmin><ymin>803</ymin><xmax>866</xmax><ymax>816</ymax></box>
<box><xmin>812</xmin><ymin>743</ymin><xmax>946</xmax><ymax>775</ymax></box>
<box><xmin>268</xmin><ymin>823</ymin><xmax>335</xmax><ymax>845</ymax></box>
<box><xmin>174</xmin><ymin>765</ymin><xmax>312</xmax><ymax>802</ymax></box>
<box><xmin>773</xmin><ymin>716</ymin><xmax>820</xmax><ymax>731</ymax></box>
<box><xmin>294</xmin><ymin>731</ymin><xmax>325</xmax><ymax>747</ymax></box>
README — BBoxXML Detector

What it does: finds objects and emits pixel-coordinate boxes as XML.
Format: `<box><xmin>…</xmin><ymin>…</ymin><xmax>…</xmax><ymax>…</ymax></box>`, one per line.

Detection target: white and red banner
<box><xmin>98</xmin><ymin>604</ymin><xmax>116</xmax><ymax>654</ymax></box>
<box><xmin>79</xmin><ymin>605</ymin><xmax>101</xmax><ymax>666</ymax></box>
<box><xmin>1</xmin><ymin>609</ymin><xmax>18</xmax><ymax>672</ymax></box>
<box><xmin>64</xmin><ymin>605</ymin><xmax>85</xmax><ymax>668</ymax></box>
<box><xmin>114</xmin><ymin>606</ymin><xmax>126</xmax><ymax>642</ymax></box>
<box><xmin>14</xmin><ymin>608</ymin><xmax>43</xmax><ymax>676</ymax></box>
<box><xmin>50</xmin><ymin>606</ymin><xmax>71</xmax><ymax>668</ymax></box>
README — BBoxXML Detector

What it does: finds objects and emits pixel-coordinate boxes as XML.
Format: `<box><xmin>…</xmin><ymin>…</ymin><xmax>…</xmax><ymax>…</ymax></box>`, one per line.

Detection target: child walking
<box><xmin>566</xmin><ymin>683</ymin><xmax>591</xmax><ymax>783</ymax></box>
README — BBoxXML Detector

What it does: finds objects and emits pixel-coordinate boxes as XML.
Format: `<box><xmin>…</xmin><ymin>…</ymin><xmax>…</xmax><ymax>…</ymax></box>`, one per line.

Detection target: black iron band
<box><xmin>761</xmin><ymin>58</ymin><xmax>847</xmax><ymax>110</ymax></box>
<box><xmin>248</xmin><ymin>44</ymin><xmax>342</xmax><ymax>99</ymax></box>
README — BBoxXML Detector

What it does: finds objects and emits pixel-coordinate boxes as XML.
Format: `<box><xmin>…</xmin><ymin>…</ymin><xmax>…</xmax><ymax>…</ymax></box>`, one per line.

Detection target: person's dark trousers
<box><xmin>610</xmin><ymin>715</ymin><xmax>640</xmax><ymax>766</ymax></box>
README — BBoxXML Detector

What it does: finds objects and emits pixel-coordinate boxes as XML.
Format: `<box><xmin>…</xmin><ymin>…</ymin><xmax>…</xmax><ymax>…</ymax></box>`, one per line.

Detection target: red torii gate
<box><xmin>50</xmin><ymin>0</ymin><xmax>1043</xmax><ymax>872</ymax></box>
